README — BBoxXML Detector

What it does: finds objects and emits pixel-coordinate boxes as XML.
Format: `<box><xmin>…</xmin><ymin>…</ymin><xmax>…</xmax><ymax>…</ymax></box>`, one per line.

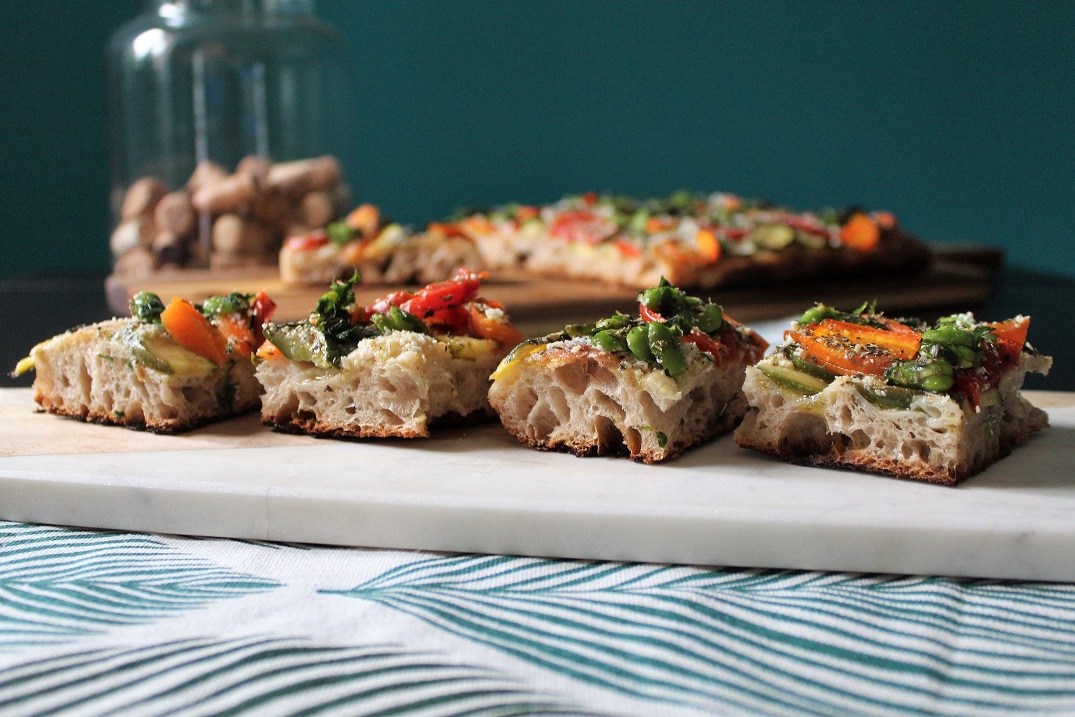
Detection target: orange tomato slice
<box><xmin>161</xmin><ymin>298</ymin><xmax>229</xmax><ymax>365</ymax></box>
<box><xmin>990</xmin><ymin>316</ymin><xmax>1030</xmax><ymax>361</ymax></box>
<box><xmin>469</xmin><ymin>304</ymin><xmax>524</xmax><ymax>346</ymax></box>
<box><xmin>212</xmin><ymin>312</ymin><xmax>256</xmax><ymax>358</ymax></box>
<box><xmin>790</xmin><ymin>318</ymin><xmax>920</xmax><ymax>376</ymax></box>
<box><xmin>840</xmin><ymin>213</ymin><xmax>881</xmax><ymax>251</ymax></box>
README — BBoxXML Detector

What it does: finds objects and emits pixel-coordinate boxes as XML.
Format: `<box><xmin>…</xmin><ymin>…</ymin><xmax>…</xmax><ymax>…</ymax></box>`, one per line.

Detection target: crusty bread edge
<box><xmin>261</xmin><ymin>405</ymin><xmax>496</xmax><ymax>440</ymax></box>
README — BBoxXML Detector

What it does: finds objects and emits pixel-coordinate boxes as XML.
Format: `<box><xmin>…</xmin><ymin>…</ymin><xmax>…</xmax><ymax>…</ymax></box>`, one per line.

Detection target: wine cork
<box><xmin>152</xmin><ymin>230</ymin><xmax>187</xmax><ymax>266</ymax></box>
<box><xmin>331</xmin><ymin>182</ymin><xmax>352</xmax><ymax>216</ymax></box>
<box><xmin>120</xmin><ymin>177</ymin><xmax>167</xmax><ymax>221</ymax></box>
<box><xmin>300</xmin><ymin>190</ymin><xmax>335</xmax><ymax>229</ymax></box>
<box><xmin>192</xmin><ymin>172</ymin><xmax>257</xmax><ymax>214</ymax></box>
<box><xmin>153</xmin><ymin>191</ymin><xmax>196</xmax><ymax>236</ymax></box>
<box><xmin>186</xmin><ymin>160</ymin><xmax>228</xmax><ymax>193</ymax></box>
<box><xmin>236</xmin><ymin>155</ymin><xmax>272</xmax><ymax>184</ymax></box>
<box><xmin>211</xmin><ymin>214</ymin><xmax>245</xmax><ymax>255</ymax></box>
<box><xmin>113</xmin><ymin>246</ymin><xmax>157</xmax><ymax>276</ymax></box>
<box><xmin>110</xmin><ymin>219</ymin><xmax>156</xmax><ymax>257</ymax></box>
<box><xmin>242</xmin><ymin>221</ymin><xmax>274</xmax><ymax>254</ymax></box>
<box><xmin>267</xmin><ymin>155</ymin><xmax>341</xmax><ymax>197</ymax></box>
<box><xmin>250</xmin><ymin>187</ymin><xmax>290</xmax><ymax>227</ymax></box>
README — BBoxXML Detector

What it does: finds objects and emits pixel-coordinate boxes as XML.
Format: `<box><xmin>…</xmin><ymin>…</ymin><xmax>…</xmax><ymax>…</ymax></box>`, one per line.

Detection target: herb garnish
<box><xmin>310</xmin><ymin>272</ymin><xmax>378</xmax><ymax>366</ymax></box>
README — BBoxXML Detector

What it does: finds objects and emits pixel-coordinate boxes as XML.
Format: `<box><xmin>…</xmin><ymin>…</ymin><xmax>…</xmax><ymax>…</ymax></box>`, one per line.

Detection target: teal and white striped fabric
<box><xmin>3</xmin><ymin>520</ymin><xmax>1075</xmax><ymax>716</ymax></box>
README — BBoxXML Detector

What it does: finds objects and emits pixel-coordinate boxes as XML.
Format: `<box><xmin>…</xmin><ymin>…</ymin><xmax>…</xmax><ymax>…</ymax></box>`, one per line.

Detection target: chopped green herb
<box><xmin>655</xmin><ymin>431</ymin><xmax>668</xmax><ymax>448</ymax></box>
<box><xmin>310</xmin><ymin>272</ymin><xmax>378</xmax><ymax>366</ymax></box>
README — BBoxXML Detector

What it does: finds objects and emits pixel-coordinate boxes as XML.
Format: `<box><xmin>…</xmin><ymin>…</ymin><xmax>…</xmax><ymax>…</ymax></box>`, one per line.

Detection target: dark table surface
<box><xmin>2</xmin><ymin>268</ymin><xmax>1072</xmax><ymax>391</ymax></box>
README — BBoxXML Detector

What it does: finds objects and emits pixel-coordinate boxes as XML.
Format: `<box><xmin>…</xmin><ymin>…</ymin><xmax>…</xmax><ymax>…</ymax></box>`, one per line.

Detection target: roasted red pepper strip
<box><xmin>250</xmin><ymin>290</ymin><xmax>276</xmax><ymax>344</ymax></box>
<box><xmin>400</xmin><ymin>271</ymin><xmax>483</xmax><ymax>318</ymax></box>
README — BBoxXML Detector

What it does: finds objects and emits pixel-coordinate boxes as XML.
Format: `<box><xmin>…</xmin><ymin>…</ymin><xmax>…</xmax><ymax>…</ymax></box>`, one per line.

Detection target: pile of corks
<box><xmin>111</xmin><ymin>154</ymin><xmax>349</xmax><ymax>274</ymax></box>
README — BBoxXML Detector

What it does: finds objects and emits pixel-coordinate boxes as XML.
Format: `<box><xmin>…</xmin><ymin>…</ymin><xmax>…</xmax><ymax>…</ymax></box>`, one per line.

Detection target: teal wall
<box><xmin>2</xmin><ymin>1</ymin><xmax>1073</xmax><ymax>278</ymax></box>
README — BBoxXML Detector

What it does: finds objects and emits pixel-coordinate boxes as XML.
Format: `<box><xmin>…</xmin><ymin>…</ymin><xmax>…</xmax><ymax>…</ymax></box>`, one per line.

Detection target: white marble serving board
<box><xmin>2</xmin><ymin>389</ymin><xmax>1074</xmax><ymax>582</ymax></box>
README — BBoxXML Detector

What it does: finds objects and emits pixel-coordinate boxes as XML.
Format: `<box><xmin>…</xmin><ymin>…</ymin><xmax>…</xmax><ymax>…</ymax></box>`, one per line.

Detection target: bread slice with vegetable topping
<box><xmin>279</xmin><ymin>204</ymin><xmax>485</xmax><ymax>286</ymax></box>
<box><xmin>255</xmin><ymin>269</ymin><xmax>522</xmax><ymax>438</ymax></box>
<box><xmin>13</xmin><ymin>290</ymin><xmax>276</xmax><ymax>432</ymax></box>
<box><xmin>487</xmin><ymin>279</ymin><xmax>769</xmax><ymax>463</ymax></box>
<box><xmin>734</xmin><ymin>303</ymin><xmax>1052</xmax><ymax>485</ymax></box>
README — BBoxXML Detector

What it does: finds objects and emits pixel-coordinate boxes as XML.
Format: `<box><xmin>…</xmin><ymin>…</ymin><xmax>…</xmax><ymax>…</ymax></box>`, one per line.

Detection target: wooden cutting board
<box><xmin>2</xmin><ymin>388</ymin><xmax>1073</xmax><ymax>582</ymax></box>
<box><xmin>106</xmin><ymin>244</ymin><xmax>1003</xmax><ymax>334</ymax></box>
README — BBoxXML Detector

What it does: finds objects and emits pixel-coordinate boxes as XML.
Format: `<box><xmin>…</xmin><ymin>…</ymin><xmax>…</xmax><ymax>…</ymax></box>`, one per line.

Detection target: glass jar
<box><xmin>107</xmin><ymin>0</ymin><xmax>351</xmax><ymax>272</ymax></box>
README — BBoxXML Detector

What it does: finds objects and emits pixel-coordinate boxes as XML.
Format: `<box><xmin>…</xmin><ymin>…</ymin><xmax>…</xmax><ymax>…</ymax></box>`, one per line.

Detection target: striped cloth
<box><xmin>2</xmin><ymin>520</ymin><xmax>1075</xmax><ymax>716</ymax></box>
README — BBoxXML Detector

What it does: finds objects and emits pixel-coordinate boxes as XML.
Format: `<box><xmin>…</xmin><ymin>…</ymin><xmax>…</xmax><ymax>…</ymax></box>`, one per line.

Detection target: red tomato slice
<box><xmin>682</xmin><ymin>330</ymin><xmax>724</xmax><ymax>360</ymax></box>
<box><xmin>955</xmin><ymin>342</ymin><xmax>1008</xmax><ymax>411</ymax></box>
<box><xmin>612</xmin><ymin>238</ymin><xmax>642</xmax><ymax>258</ymax></box>
<box><xmin>285</xmin><ymin>231</ymin><xmax>329</xmax><ymax>251</ymax></box>
<box><xmin>249</xmin><ymin>289</ymin><xmax>276</xmax><ymax>344</ymax></box>
<box><xmin>549</xmin><ymin>209</ymin><xmax>618</xmax><ymax>245</ymax></box>
<box><xmin>638</xmin><ymin>303</ymin><xmax>663</xmax><ymax>323</ymax></box>
<box><xmin>213</xmin><ymin>312</ymin><xmax>256</xmax><ymax>358</ymax></box>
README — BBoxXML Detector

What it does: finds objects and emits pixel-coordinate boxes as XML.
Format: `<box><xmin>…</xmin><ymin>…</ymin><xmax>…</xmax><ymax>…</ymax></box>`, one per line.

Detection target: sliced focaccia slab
<box><xmin>453</xmin><ymin>191</ymin><xmax>929</xmax><ymax>290</ymax></box>
<box><xmin>256</xmin><ymin>269</ymin><xmax>522</xmax><ymax>438</ymax></box>
<box><xmin>13</xmin><ymin>290</ymin><xmax>276</xmax><ymax>432</ymax></box>
<box><xmin>279</xmin><ymin>203</ymin><xmax>484</xmax><ymax>285</ymax></box>
<box><xmin>734</xmin><ymin>303</ymin><xmax>1052</xmax><ymax>485</ymax></box>
<box><xmin>487</xmin><ymin>279</ymin><xmax>769</xmax><ymax>463</ymax></box>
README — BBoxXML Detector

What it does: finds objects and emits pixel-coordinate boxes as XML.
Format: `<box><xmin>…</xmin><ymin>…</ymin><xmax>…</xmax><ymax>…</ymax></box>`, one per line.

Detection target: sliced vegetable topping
<box><xmin>548</xmin><ymin>209</ymin><xmax>619</xmax><ymax>245</ymax></box>
<box><xmin>345</xmin><ymin>203</ymin><xmax>382</xmax><ymax>239</ymax></box>
<box><xmin>787</xmin><ymin>303</ymin><xmax>1036</xmax><ymax>408</ymax></box>
<box><xmin>789</xmin><ymin>318</ymin><xmax>920</xmax><ymax>377</ymax></box>
<box><xmin>309</xmin><ymin>273</ymin><xmax>380</xmax><ymax>365</ymax></box>
<box><xmin>990</xmin><ymin>316</ymin><xmax>1030</xmax><ymax>362</ymax></box>
<box><xmin>200</xmin><ymin>291</ymin><xmax>251</xmax><ymax>318</ymax></box>
<box><xmin>839</xmin><ymin>212</ymin><xmax>881</xmax><ymax>251</ymax></box>
<box><xmin>284</xmin><ymin>231</ymin><xmax>330</xmax><ymax>252</ymax></box>
<box><xmin>212</xmin><ymin>312</ymin><xmax>257</xmax><ymax>359</ymax></box>
<box><xmin>261</xmin><ymin>269</ymin><xmax>521</xmax><ymax>368</ymax></box>
<box><xmin>525</xmin><ymin>278</ymin><xmax>765</xmax><ymax>378</ymax></box>
<box><xmin>456</xmin><ymin>191</ymin><xmax>899</xmax><ymax>268</ymax></box>
<box><xmin>160</xmin><ymin>298</ymin><xmax>229</xmax><ymax>365</ymax></box>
